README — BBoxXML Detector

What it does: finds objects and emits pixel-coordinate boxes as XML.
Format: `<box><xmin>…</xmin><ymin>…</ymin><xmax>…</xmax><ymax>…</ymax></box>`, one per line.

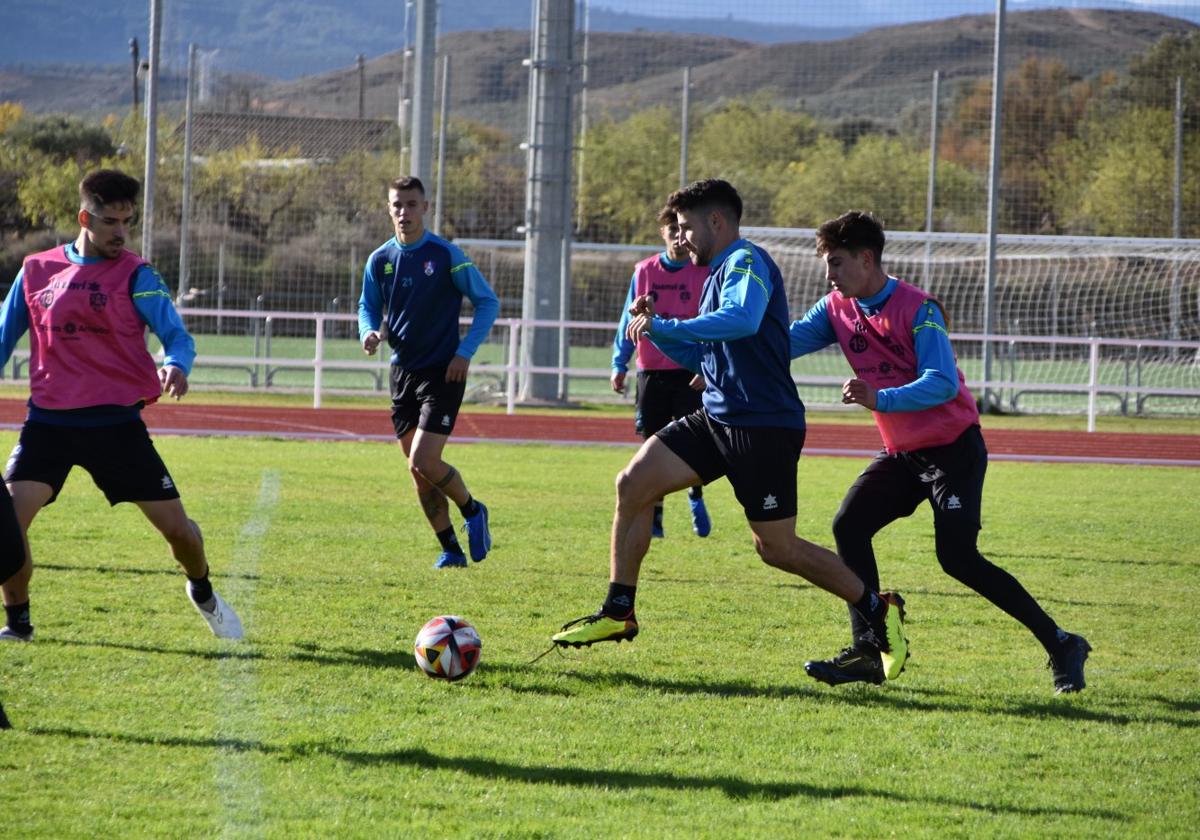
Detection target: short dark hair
<box><xmin>655</xmin><ymin>203</ymin><xmax>676</xmax><ymax>227</ymax></box>
<box><xmin>666</xmin><ymin>178</ymin><xmax>743</xmax><ymax>223</ymax></box>
<box><xmin>388</xmin><ymin>175</ymin><xmax>426</xmax><ymax>196</ymax></box>
<box><xmin>816</xmin><ymin>211</ymin><xmax>885</xmax><ymax>265</ymax></box>
<box><xmin>79</xmin><ymin>169</ymin><xmax>139</xmax><ymax>212</ymax></box>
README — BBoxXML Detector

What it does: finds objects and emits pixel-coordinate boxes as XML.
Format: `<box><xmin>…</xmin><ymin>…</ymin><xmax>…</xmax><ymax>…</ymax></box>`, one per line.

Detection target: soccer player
<box><xmin>790</xmin><ymin>210</ymin><xmax>1090</xmax><ymax>693</ymax></box>
<box><xmin>0</xmin><ymin>168</ymin><xmax>242</xmax><ymax>642</ymax></box>
<box><xmin>611</xmin><ymin>203</ymin><xmax>712</xmax><ymax>540</ymax></box>
<box><xmin>552</xmin><ymin>179</ymin><xmax>908</xmax><ymax>680</ymax></box>
<box><xmin>358</xmin><ymin>175</ymin><xmax>499</xmax><ymax>569</ymax></box>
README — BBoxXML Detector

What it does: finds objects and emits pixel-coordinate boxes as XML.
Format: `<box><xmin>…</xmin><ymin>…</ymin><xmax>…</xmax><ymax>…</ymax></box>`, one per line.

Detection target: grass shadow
<box><xmin>25</xmin><ymin>725</ymin><xmax>1129</xmax><ymax>820</ymax></box>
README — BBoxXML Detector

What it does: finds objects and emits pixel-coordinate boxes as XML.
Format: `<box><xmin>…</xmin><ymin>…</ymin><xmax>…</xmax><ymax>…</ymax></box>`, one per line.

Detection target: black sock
<box><xmin>653</xmin><ymin>505</ymin><xmax>664</xmax><ymax>527</ymax></box>
<box><xmin>5</xmin><ymin>600</ymin><xmax>31</xmax><ymax>632</ymax></box>
<box><xmin>458</xmin><ymin>497</ymin><xmax>479</xmax><ymax>518</ymax></box>
<box><xmin>602</xmin><ymin>582</ymin><xmax>636</xmax><ymax>618</ymax></box>
<box><xmin>852</xmin><ymin>590</ymin><xmax>883</xmax><ymax>624</ymax></box>
<box><xmin>186</xmin><ymin>573</ymin><xmax>214</xmax><ymax>605</ymax></box>
<box><xmin>436</xmin><ymin>526</ymin><xmax>464</xmax><ymax>555</ymax></box>
<box><xmin>688</xmin><ymin>487</ymin><xmax>703</xmax><ymax>500</ymax></box>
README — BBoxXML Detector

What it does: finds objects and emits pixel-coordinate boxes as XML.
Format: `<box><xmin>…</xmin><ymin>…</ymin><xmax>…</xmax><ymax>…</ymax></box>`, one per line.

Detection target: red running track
<box><xmin>0</xmin><ymin>398</ymin><xmax>1196</xmax><ymax>467</ymax></box>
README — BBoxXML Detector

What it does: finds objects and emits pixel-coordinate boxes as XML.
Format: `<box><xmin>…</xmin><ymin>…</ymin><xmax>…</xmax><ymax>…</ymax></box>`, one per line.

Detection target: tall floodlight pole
<box><xmin>574</xmin><ymin>0</ymin><xmax>590</xmax><ymax>232</ymax></box>
<box><xmin>434</xmin><ymin>54</ymin><xmax>451</xmax><ymax>234</ymax></box>
<box><xmin>680</xmin><ymin>66</ymin><xmax>691</xmax><ymax>188</ymax></box>
<box><xmin>357</xmin><ymin>54</ymin><xmax>366</xmax><ymax>119</ymax></box>
<box><xmin>520</xmin><ymin>0</ymin><xmax>575</xmax><ymax>401</ymax></box>
<box><xmin>1170</xmin><ymin>76</ymin><xmax>1184</xmax><ymax>347</ymax></box>
<box><xmin>129</xmin><ymin>38</ymin><xmax>140</xmax><ymax>111</ymax></box>
<box><xmin>398</xmin><ymin>1</ymin><xmax>413</xmax><ymax>171</ymax></box>
<box><xmin>179</xmin><ymin>44</ymin><xmax>197</xmax><ymax>297</ymax></box>
<box><xmin>142</xmin><ymin>0</ymin><xmax>162</xmax><ymax>261</ymax></box>
<box><xmin>981</xmin><ymin>0</ymin><xmax>1007</xmax><ymax>413</ymax></box>
<box><xmin>923</xmin><ymin>69</ymin><xmax>941</xmax><ymax>286</ymax></box>
<box><xmin>409</xmin><ymin>0</ymin><xmax>437</xmax><ymax>185</ymax></box>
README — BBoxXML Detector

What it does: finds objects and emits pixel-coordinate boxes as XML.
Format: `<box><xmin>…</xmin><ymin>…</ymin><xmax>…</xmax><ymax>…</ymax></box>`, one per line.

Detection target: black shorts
<box><xmin>656</xmin><ymin>409</ymin><xmax>805</xmax><ymax>522</ymax></box>
<box><xmin>390</xmin><ymin>363</ymin><xmax>467</xmax><ymax>438</ymax></box>
<box><xmin>635</xmin><ymin>369</ymin><xmax>703</xmax><ymax>438</ymax></box>
<box><xmin>843</xmin><ymin>424</ymin><xmax>987</xmax><ymax>532</ymax></box>
<box><xmin>4</xmin><ymin>419</ymin><xmax>181</xmax><ymax>507</ymax></box>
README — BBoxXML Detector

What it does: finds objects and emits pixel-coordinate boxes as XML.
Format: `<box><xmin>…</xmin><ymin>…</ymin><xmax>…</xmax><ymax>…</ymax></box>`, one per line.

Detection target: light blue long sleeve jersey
<box><xmin>788</xmin><ymin>277</ymin><xmax>959</xmax><ymax>413</ymax></box>
<box><xmin>0</xmin><ymin>243</ymin><xmax>196</xmax><ymax>373</ymax></box>
<box><xmin>611</xmin><ymin>252</ymin><xmax>692</xmax><ymax>373</ymax></box>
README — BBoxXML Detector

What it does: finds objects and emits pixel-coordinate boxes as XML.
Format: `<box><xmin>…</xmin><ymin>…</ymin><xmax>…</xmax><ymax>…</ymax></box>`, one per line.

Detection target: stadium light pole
<box><xmin>680</xmin><ymin>65</ymin><xmax>691</xmax><ymax>189</ymax></box>
<box><xmin>179</xmin><ymin>43</ymin><xmax>197</xmax><ymax>298</ymax></box>
<box><xmin>575</xmin><ymin>0</ymin><xmax>590</xmax><ymax>233</ymax></box>
<box><xmin>980</xmin><ymin>0</ymin><xmax>1007</xmax><ymax>414</ymax></box>
<box><xmin>141</xmin><ymin>0</ymin><xmax>162</xmax><ymax>262</ymax></box>
<box><xmin>923</xmin><ymin>69</ymin><xmax>940</xmax><ymax>287</ymax></box>
<box><xmin>434</xmin><ymin>54</ymin><xmax>450</xmax><ymax>235</ymax></box>
<box><xmin>1170</xmin><ymin>75</ymin><xmax>1184</xmax><ymax>349</ymax></box>
<box><xmin>409</xmin><ymin>0</ymin><xmax>437</xmax><ymax>186</ymax></box>
<box><xmin>129</xmin><ymin>38</ymin><xmax>140</xmax><ymax>112</ymax></box>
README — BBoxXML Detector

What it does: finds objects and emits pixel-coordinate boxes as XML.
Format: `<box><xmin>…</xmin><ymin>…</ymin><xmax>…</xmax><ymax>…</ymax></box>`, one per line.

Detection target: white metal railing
<box><xmin>5</xmin><ymin>307</ymin><xmax>1192</xmax><ymax>430</ymax></box>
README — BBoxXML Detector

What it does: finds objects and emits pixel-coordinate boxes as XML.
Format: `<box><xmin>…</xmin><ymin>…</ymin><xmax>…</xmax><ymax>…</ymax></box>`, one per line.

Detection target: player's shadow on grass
<box><xmin>22</xmin><ymin>725</ymin><xmax>1128</xmax><ymax>821</ymax></box>
<box><xmin>554</xmin><ymin>667</ymin><xmax>1199</xmax><ymax>730</ymax></box>
<box><xmin>44</xmin><ymin>637</ymin><xmax>265</xmax><ymax>662</ymax></box>
<box><xmin>36</xmin><ymin>562</ymin><xmax>261</xmax><ymax>581</ymax></box>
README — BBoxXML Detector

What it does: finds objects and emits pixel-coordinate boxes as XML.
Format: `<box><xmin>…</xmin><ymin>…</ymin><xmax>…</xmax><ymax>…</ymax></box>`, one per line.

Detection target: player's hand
<box><xmin>160</xmin><ymin>365</ymin><xmax>189</xmax><ymax>400</ymax></box>
<box><xmin>841</xmin><ymin>378</ymin><xmax>877</xmax><ymax>410</ymax></box>
<box><xmin>688</xmin><ymin>374</ymin><xmax>704</xmax><ymax>392</ymax></box>
<box><xmin>362</xmin><ymin>330</ymin><xmax>382</xmax><ymax>355</ymax></box>
<box><xmin>629</xmin><ymin>294</ymin><xmax>655</xmax><ymax>318</ymax></box>
<box><xmin>626</xmin><ymin>313</ymin><xmax>654</xmax><ymax>345</ymax></box>
<box><xmin>611</xmin><ymin>371</ymin><xmax>626</xmax><ymax>394</ymax></box>
<box><xmin>446</xmin><ymin>354</ymin><xmax>470</xmax><ymax>383</ymax></box>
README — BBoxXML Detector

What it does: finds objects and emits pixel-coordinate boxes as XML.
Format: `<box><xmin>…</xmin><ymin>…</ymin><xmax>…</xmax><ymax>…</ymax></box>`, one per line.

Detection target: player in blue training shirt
<box><xmin>551</xmin><ymin>179</ymin><xmax>907</xmax><ymax>682</ymax></box>
<box><xmin>358</xmin><ymin>176</ymin><xmax>500</xmax><ymax>569</ymax></box>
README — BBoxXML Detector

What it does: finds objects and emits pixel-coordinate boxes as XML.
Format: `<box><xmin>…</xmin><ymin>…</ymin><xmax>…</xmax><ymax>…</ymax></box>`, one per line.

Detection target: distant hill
<box><xmin>0</xmin><ymin>0</ymin><xmax>858</xmax><ymax>83</ymax></box>
<box><xmin>2</xmin><ymin>8</ymin><xmax>1194</xmax><ymax>126</ymax></box>
<box><xmin>249</xmin><ymin>8</ymin><xmax>1196</xmax><ymax>130</ymax></box>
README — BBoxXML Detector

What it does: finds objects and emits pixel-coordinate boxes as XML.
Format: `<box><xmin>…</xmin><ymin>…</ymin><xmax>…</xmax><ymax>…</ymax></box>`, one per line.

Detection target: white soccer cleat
<box><xmin>188</xmin><ymin>585</ymin><xmax>244</xmax><ymax>640</ymax></box>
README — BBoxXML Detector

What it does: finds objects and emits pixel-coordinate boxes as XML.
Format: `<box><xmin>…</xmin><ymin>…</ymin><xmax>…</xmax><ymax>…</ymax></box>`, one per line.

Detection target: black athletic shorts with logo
<box><xmin>389</xmin><ymin>363</ymin><xmax>467</xmax><ymax>438</ymax></box>
<box><xmin>5</xmin><ymin>418</ymin><xmax>181</xmax><ymax>506</ymax></box>
<box><xmin>635</xmin><ymin>369</ymin><xmax>703</xmax><ymax>438</ymax></box>
<box><xmin>656</xmin><ymin>409</ymin><xmax>805</xmax><ymax>522</ymax></box>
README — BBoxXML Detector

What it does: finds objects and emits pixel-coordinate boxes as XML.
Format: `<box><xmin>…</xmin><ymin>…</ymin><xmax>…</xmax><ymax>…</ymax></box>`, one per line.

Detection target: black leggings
<box><xmin>832</xmin><ymin>426</ymin><xmax>1060</xmax><ymax>652</ymax></box>
<box><xmin>0</xmin><ymin>482</ymin><xmax>25</xmax><ymax>586</ymax></box>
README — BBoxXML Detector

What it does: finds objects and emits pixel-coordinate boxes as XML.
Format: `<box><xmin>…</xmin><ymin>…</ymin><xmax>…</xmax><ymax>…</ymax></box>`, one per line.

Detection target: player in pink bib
<box><xmin>611</xmin><ymin>204</ymin><xmax>712</xmax><ymax>539</ymax></box>
<box><xmin>0</xmin><ymin>169</ymin><xmax>242</xmax><ymax>642</ymax></box>
<box><xmin>789</xmin><ymin>211</ymin><xmax>1089</xmax><ymax>693</ymax></box>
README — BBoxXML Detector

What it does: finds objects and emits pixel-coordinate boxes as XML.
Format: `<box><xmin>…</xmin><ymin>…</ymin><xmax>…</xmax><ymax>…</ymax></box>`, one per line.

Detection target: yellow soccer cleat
<box><xmin>552</xmin><ymin>611</ymin><xmax>639</xmax><ymax>647</ymax></box>
<box><xmin>877</xmin><ymin>591</ymin><xmax>909</xmax><ymax>680</ymax></box>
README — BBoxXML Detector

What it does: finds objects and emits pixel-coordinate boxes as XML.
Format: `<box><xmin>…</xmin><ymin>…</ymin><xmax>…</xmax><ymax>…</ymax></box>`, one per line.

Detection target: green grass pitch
<box><xmin>1</xmin><ymin>433</ymin><xmax>1197</xmax><ymax>837</ymax></box>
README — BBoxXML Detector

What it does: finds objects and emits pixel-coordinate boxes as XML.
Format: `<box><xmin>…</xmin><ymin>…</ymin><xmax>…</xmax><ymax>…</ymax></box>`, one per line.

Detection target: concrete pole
<box><xmin>357</xmin><ymin>54</ymin><xmax>366</xmax><ymax>119</ymax></box>
<box><xmin>520</xmin><ymin>0</ymin><xmax>575</xmax><ymax>401</ymax></box>
<box><xmin>680</xmin><ymin>66</ymin><xmax>691</xmax><ymax>188</ymax></box>
<box><xmin>575</xmin><ymin>0</ymin><xmax>590</xmax><ymax>232</ymax></box>
<box><xmin>141</xmin><ymin>0</ymin><xmax>162</xmax><ymax>261</ymax></box>
<box><xmin>179</xmin><ymin>44</ymin><xmax>197</xmax><ymax>296</ymax></box>
<box><xmin>409</xmin><ymin>0</ymin><xmax>437</xmax><ymax>185</ymax></box>
<box><xmin>398</xmin><ymin>1</ymin><xmax>413</xmax><ymax>172</ymax></box>
<box><xmin>981</xmin><ymin>0</ymin><xmax>1007</xmax><ymax>413</ymax></box>
<box><xmin>434</xmin><ymin>54</ymin><xmax>450</xmax><ymax>235</ymax></box>
<box><xmin>1170</xmin><ymin>76</ymin><xmax>1184</xmax><ymax>346</ymax></box>
<box><xmin>923</xmin><ymin>69</ymin><xmax>940</xmax><ymax>287</ymax></box>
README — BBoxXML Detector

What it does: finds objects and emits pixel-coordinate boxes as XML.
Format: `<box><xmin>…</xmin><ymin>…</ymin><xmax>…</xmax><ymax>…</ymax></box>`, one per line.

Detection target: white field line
<box><xmin>214</xmin><ymin>469</ymin><xmax>280</xmax><ymax>838</ymax></box>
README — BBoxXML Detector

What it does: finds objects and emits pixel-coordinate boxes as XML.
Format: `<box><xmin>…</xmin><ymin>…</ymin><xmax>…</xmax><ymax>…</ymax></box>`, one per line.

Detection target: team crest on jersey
<box><xmin>423</xmin><ymin>260</ymin><xmax>435</xmax><ymax>276</ymax></box>
<box><xmin>89</xmin><ymin>291</ymin><xmax>108</xmax><ymax>311</ymax></box>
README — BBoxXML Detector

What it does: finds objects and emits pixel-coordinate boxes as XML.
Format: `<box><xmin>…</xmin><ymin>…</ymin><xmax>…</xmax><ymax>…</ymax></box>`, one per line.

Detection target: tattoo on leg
<box><xmin>418</xmin><ymin>490</ymin><xmax>447</xmax><ymax>521</ymax></box>
<box><xmin>434</xmin><ymin>466</ymin><xmax>458</xmax><ymax>490</ymax></box>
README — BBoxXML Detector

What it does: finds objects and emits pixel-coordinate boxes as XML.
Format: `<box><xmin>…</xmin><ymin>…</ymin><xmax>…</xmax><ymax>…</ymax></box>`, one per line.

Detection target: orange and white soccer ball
<box><xmin>414</xmin><ymin>615</ymin><xmax>482</xmax><ymax>681</ymax></box>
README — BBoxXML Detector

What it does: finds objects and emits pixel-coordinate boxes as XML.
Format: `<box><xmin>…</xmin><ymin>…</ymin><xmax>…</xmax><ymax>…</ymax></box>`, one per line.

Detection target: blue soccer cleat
<box><xmin>464</xmin><ymin>501</ymin><xmax>492</xmax><ymax>562</ymax></box>
<box><xmin>435</xmin><ymin>550</ymin><xmax>468</xmax><ymax>569</ymax></box>
<box><xmin>689</xmin><ymin>495</ymin><xmax>711</xmax><ymax>538</ymax></box>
